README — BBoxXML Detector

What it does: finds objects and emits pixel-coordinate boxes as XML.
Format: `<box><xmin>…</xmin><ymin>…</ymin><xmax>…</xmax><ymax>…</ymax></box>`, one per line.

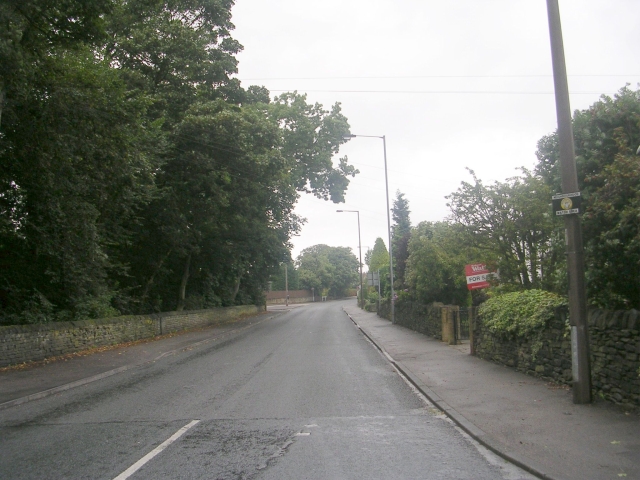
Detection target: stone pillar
<box><xmin>441</xmin><ymin>307</ymin><xmax>457</xmax><ymax>345</ymax></box>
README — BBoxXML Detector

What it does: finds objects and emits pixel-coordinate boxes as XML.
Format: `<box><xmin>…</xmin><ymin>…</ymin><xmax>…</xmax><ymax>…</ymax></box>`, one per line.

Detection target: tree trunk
<box><xmin>0</xmin><ymin>84</ymin><xmax>4</xmax><ymax>128</ymax></box>
<box><xmin>140</xmin><ymin>248</ymin><xmax>172</xmax><ymax>307</ymax></box>
<box><xmin>230</xmin><ymin>274</ymin><xmax>242</xmax><ymax>304</ymax></box>
<box><xmin>176</xmin><ymin>252</ymin><xmax>191</xmax><ymax>312</ymax></box>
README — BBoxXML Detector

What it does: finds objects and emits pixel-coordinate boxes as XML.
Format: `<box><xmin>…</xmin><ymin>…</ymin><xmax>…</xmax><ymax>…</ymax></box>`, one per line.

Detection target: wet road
<box><xmin>0</xmin><ymin>300</ymin><xmax>536</xmax><ymax>479</ymax></box>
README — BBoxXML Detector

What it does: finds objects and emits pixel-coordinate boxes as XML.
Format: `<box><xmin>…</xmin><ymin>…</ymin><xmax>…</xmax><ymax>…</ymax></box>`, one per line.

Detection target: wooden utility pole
<box><xmin>546</xmin><ymin>0</ymin><xmax>592</xmax><ymax>404</ymax></box>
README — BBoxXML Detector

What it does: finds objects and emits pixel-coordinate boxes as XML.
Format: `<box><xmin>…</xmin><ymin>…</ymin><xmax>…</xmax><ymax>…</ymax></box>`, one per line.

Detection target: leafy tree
<box><xmin>268</xmin><ymin>92</ymin><xmax>357</xmax><ymax>202</ymax></box>
<box><xmin>446</xmin><ymin>168</ymin><xmax>555</xmax><ymax>290</ymax></box>
<box><xmin>582</xmin><ymin>149</ymin><xmax>640</xmax><ymax>308</ymax></box>
<box><xmin>297</xmin><ymin>244</ymin><xmax>358</xmax><ymax>298</ymax></box>
<box><xmin>269</xmin><ymin>262</ymin><xmax>299</xmax><ymax>291</ymax></box>
<box><xmin>0</xmin><ymin>0</ymin><xmax>360</xmax><ymax>323</ymax></box>
<box><xmin>364</xmin><ymin>237</ymin><xmax>390</xmax><ymax>302</ymax></box>
<box><xmin>104</xmin><ymin>0</ymin><xmax>241</xmax><ymax>125</ymax></box>
<box><xmin>405</xmin><ymin>222</ymin><xmax>470</xmax><ymax>306</ymax></box>
<box><xmin>391</xmin><ymin>190</ymin><xmax>411</xmax><ymax>288</ymax></box>
<box><xmin>124</xmin><ymin>93</ymin><xmax>356</xmax><ymax>312</ymax></box>
<box><xmin>367</xmin><ymin>237</ymin><xmax>389</xmax><ymax>272</ymax></box>
<box><xmin>536</xmin><ymin>85</ymin><xmax>640</xmax><ymax>308</ymax></box>
<box><xmin>0</xmin><ymin>47</ymin><xmax>158</xmax><ymax>322</ymax></box>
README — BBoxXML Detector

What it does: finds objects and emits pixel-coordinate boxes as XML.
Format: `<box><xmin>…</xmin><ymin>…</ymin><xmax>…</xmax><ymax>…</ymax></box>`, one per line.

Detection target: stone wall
<box><xmin>473</xmin><ymin>308</ymin><xmax>640</xmax><ymax>408</ymax></box>
<box><xmin>399</xmin><ymin>302</ymin><xmax>443</xmax><ymax>340</ymax></box>
<box><xmin>265</xmin><ymin>290</ymin><xmax>314</xmax><ymax>304</ymax></box>
<box><xmin>383</xmin><ymin>300</ymin><xmax>444</xmax><ymax>340</ymax></box>
<box><xmin>0</xmin><ymin>305</ymin><xmax>262</xmax><ymax>368</ymax></box>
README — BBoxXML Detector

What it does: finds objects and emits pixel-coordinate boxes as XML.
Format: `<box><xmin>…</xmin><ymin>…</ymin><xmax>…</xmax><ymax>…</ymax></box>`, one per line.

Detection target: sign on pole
<box><xmin>367</xmin><ymin>271</ymin><xmax>379</xmax><ymax>287</ymax></box>
<box><xmin>552</xmin><ymin>192</ymin><xmax>582</xmax><ymax>216</ymax></box>
<box><xmin>465</xmin><ymin>263</ymin><xmax>491</xmax><ymax>290</ymax></box>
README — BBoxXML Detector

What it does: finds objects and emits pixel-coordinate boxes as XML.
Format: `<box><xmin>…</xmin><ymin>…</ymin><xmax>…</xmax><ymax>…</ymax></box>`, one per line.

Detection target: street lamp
<box><xmin>337</xmin><ymin>209</ymin><xmax>363</xmax><ymax>308</ymax></box>
<box><xmin>343</xmin><ymin>134</ymin><xmax>395</xmax><ymax>322</ymax></box>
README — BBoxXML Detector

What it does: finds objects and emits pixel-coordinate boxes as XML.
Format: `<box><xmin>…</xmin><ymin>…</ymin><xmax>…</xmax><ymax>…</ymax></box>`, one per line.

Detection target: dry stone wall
<box><xmin>0</xmin><ymin>305</ymin><xmax>262</xmax><ymax>368</ymax></box>
<box><xmin>473</xmin><ymin>308</ymin><xmax>640</xmax><ymax>408</ymax></box>
<box><xmin>393</xmin><ymin>301</ymin><xmax>444</xmax><ymax>340</ymax></box>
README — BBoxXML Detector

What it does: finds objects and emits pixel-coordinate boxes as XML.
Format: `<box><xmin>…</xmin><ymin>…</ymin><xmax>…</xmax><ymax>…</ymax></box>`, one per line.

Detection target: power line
<box><xmin>267</xmin><ymin>89</ymin><xmax>616</xmax><ymax>95</ymax></box>
<box><xmin>237</xmin><ymin>74</ymin><xmax>638</xmax><ymax>81</ymax></box>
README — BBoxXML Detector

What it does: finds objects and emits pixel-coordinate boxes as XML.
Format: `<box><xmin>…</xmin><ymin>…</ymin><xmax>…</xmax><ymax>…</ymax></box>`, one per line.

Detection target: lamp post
<box><xmin>337</xmin><ymin>209</ymin><xmax>363</xmax><ymax>308</ymax></box>
<box><xmin>285</xmin><ymin>263</ymin><xmax>288</xmax><ymax>306</ymax></box>
<box><xmin>343</xmin><ymin>134</ymin><xmax>395</xmax><ymax>322</ymax></box>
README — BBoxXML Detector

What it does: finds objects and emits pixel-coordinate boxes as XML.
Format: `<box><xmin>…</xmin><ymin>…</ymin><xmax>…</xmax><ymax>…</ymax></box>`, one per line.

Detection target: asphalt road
<box><xmin>0</xmin><ymin>300</ymin><xmax>537</xmax><ymax>479</ymax></box>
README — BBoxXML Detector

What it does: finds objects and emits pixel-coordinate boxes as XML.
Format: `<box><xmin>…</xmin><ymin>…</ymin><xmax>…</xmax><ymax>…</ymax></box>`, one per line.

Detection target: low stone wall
<box><xmin>393</xmin><ymin>301</ymin><xmax>444</xmax><ymax>340</ymax></box>
<box><xmin>265</xmin><ymin>290</ymin><xmax>314</xmax><ymax>305</ymax></box>
<box><xmin>473</xmin><ymin>308</ymin><xmax>640</xmax><ymax>408</ymax></box>
<box><xmin>0</xmin><ymin>305</ymin><xmax>262</xmax><ymax>368</ymax></box>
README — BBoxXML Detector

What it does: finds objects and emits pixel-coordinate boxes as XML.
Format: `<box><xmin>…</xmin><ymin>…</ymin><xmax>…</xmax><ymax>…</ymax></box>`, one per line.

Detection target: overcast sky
<box><xmin>230</xmin><ymin>0</ymin><xmax>640</xmax><ymax>264</ymax></box>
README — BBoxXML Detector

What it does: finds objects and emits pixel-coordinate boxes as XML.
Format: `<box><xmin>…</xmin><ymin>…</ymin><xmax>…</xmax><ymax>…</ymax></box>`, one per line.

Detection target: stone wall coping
<box><xmin>0</xmin><ymin>315</ymin><xmax>151</xmax><ymax>334</ymax></box>
<box><xmin>0</xmin><ymin>305</ymin><xmax>260</xmax><ymax>335</ymax></box>
<box><xmin>588</xmin><ymin>308</ymin><xmax>639</xmax><ymax>330</ymax></box>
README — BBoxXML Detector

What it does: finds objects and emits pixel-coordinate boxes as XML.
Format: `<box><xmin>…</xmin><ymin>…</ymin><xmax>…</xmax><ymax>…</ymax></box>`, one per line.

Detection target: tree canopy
<box><xmin>446</xmin><ymin>168</ymin><xmax>555</xmax><ymax>290</ymax></box>
<box><xmin>386</xmin><ymin>85</ymin><xmax>640</xmax><ymax>311</ymax></box>
<box><xmin>0</xmin><ymin>0</ymin><xmax>358</xmax><ymax>323</ymax></box>
<box><xmin>391</xmin><ymin>190</ymin><xmax>411</xmax><ymax>288</ymax></box>
<box><xmin>536</xmin><ymin>85</ymin><xmax>640</xmax><ymax>308</ymax></box>
<box><xmin>366</xmin><ymin>237</ymin><xmax>389</xmax><ymax>273</ymax></box>
<box><xmin>296</xmin><ymin>244</ymin><xmax>358</xmax><ymax>298</ymax></box>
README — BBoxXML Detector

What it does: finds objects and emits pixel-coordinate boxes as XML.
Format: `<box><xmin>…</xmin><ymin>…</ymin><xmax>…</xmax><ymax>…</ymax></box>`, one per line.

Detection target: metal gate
<box><xmin>452</xmin><ymin>307</ymin><xmax>473</xmax><ymax>342</ymax></box>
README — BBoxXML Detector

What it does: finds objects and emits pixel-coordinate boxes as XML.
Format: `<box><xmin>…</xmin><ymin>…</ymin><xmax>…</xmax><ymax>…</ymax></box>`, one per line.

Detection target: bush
<box><xmin>479</xmin><ymin>289</ymin><xmax>567</xmax><ymax>339</ymax></box>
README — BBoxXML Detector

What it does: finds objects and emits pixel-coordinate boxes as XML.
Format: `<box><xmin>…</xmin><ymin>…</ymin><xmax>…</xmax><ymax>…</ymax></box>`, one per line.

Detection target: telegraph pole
<box><xmin>546</xmin><ymin>0</ymin><xmax>591</xmax><ymax>403</ymax></box>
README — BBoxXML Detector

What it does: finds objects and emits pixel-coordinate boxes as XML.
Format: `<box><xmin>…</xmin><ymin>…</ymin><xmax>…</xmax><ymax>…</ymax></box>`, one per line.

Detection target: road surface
<box><xmin>0</xmin><ymin>299</ymin><xmax>537</xmax><ymax>479</ymax></box>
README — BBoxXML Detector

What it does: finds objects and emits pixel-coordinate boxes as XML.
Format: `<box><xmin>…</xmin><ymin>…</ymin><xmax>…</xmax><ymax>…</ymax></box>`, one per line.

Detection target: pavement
<box><xmin>0</xmin><ymin>301</ymin><xmax>638</xmax><ymax>480</ymax></box>
<box><xmin>342</xmin><ymin>304</ymin><xmax>640</xmax><ymax>480</ymax></box>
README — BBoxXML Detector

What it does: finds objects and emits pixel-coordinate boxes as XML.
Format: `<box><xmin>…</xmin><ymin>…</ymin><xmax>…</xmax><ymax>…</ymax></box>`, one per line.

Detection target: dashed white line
<box><xmin>112</xmin><ymin>420</ymin><xmax>200</xmax><ymax>480</ymax></box>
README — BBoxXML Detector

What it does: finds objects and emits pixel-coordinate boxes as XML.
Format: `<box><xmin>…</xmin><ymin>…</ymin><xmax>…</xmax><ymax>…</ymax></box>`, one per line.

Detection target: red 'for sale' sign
<box><xmin>465</xmin><ymin>264</ymin><xmax>491</xmax><ymax>290</ymax></box>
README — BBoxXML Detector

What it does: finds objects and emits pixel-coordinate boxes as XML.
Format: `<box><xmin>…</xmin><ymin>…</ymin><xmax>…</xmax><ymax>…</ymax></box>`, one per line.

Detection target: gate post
<box><xmin>441</xmin><ymin>307</ymin><xmax>457</xmax><ymax>345</ymax></box>
<box><xmin>469</xmin><ymin>306</ymin><xmax>476</xmax><ymax>356</ymax></box>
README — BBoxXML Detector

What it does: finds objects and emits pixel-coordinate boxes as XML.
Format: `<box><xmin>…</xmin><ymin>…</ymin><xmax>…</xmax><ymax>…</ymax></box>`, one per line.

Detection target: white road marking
<box><xmin>113</xmin><ymin>420</ymin><xmax>200</xmax><ymax>480</ymax></box>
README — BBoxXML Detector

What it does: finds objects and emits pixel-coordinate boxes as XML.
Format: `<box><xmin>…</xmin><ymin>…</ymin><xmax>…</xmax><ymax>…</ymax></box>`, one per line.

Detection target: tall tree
<box><xmin>536</xmin><ymin>85</ymin><xmax>640</xmax><ymax>308</ymax></box>
<box><xmin>405</xmin><ymin>222</ymin><xmax>470</xmax><ymax>306</ymax></box>
<box><xmin>446</xmin><ymin>169</ymin><xmax>555</xmax><ymax>289</ymax></box>
<box><xmin>391</xmin><ymin>190</ymin><xmax>411</xmax><ymax>288</ymax></box>
<box><xmin>123</xmin><ymin>94</ymin><xmax>356</xmax><ymax>312</ymax></box>
<box><xmin>365</xmin><ymin>237</ymin><xmax>390</xmax><ymax>299</ymax></box>
<box><xmin>297</xmin><ymin>245</ymin><xmax>358</xmax><ymax>298</ymax></box>
<box><xmin>104</xmin><ymin>0</ymin><xmax>241</xmax><ymax>124</ymax></box>
<box><xmin>0</xmin><ymin>0</ymin><xmax>360</xmax><ymax>322</ymax></box>
<box><xmin>0</xmin><ymin>0</ymin><xmax>178</xmax><ymax>321</ymax></box>
<box><xmin>366</xmin><ymin>237</ymin><xmax>389</xmax><ymax>273</ymax></box>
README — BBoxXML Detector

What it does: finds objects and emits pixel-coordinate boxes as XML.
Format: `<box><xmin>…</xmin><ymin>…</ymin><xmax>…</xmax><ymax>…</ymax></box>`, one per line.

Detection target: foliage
<box><xmin>269</xmin><ymin>262</ymin><xmax>299</xmax><ymax>291</ymax></box>
<box><xmin>366</xmin><ymin>237</ymin><xmax>389</xmax><ymax>272</ymax></box>
<box><xmin>536</xmin><ymin>85</ymin><xmax>640</xmax><ymax>308</ymax></box>
<box><xmin>391</xmin><ymin>190</ymin><xmax>411</xmax><ymax>288</ymax></box>
<box><xmin>0</xmin><ymin>0</ymin><xmax>357</xmax><ymax>323</ymax></box>
<box><xmin>364</xmin><ymin>237</ymin><xmax>390</xmax><ymax>302</ymax></box>
<box><xmin>446</xmin><ymin>168</ymin><xmax>555</xmax><ymax>290</ymax></box>
<box><xmin>479</xmin><ymin>289</ymin><xmax>567</xmax><ymax>339</ymax></box>
<box><xmin>296</xmin><ymin>244</ymin><xmax>358</xmax><ymax>298</ymax></box>
<box><xmin>405</xmin><ymin>221</ymin><xmax>470</xmax><ymax>306</ymax></box>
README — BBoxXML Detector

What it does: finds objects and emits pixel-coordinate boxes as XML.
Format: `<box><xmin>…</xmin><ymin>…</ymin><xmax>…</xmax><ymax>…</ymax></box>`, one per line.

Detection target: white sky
<box><xmin>230</xmin><ymin>0</ymin><xmax>640</xmax><ymax>264</ymax></box>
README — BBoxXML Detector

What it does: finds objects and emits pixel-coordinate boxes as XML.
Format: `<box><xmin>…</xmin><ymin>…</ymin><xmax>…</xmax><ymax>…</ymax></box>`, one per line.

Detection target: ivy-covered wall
<box><xmin>473</xmin><ymin>309</ymin><xmax>640</xmax><ymax>408</ymax></box>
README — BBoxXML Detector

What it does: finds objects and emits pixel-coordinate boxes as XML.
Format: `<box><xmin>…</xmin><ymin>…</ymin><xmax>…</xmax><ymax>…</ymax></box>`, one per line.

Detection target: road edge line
<box><xmin>342</xmin><ymin>307</ymin><xmax>562</xmax><ymax>480</ymax></box>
